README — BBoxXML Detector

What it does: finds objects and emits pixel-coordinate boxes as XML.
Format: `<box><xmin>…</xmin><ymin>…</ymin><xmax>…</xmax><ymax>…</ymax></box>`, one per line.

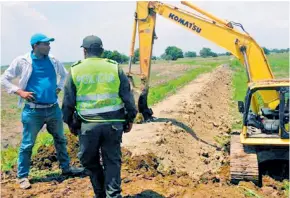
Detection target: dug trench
<box><xmin>1</xmin><ymin>65</ymin><xmax>288</xmax><ymax>197</ymax></box>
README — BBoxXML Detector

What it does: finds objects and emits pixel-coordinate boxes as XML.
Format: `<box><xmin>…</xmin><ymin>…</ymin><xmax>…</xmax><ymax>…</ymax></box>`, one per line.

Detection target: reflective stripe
<box><xmin>76</xmin><ymin>93</ymin><xmax>119</xmax><ymax>102</ymax></box>
<box><xmin>79</xmin><ymin>104</ymin><xmax>124</xmax><ymax>115</ymax></box>
<box><xmin>77</xmin><ymin>112</ymin><xmax>125</xmax><ymax>123</ymax></box>
<box><xmin>80</xmin><ymin>118</ymin><xmax>125</xmax><ymax>123</ymax></box>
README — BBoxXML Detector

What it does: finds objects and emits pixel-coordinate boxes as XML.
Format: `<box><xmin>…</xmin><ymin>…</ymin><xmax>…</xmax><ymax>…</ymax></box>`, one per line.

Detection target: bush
<box><xmin>162</xmin><ymin>46</ymin><xmax>184</xmax><ymax>60</ymax></box>
<box><xmin>199</xmin><ymin>47</ymin><xmax>218</xmax><ymax>58</ymax></box>
<box><xmin>184</xmin><ymin>51</ymin><xmax>197</xmax><ymax>58</ymax></box>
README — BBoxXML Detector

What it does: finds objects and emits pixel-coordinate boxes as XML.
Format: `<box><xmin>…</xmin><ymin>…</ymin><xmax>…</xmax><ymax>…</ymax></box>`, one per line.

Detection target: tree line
<box><xmin>100</xmin><ymin>46</ymin><xmax>289</xmax><ymax>64</ymax></box>
<box><xmin>262</xmin><ymin>47</ymin><xmax>289</xmax><ymax>55</ymax></box>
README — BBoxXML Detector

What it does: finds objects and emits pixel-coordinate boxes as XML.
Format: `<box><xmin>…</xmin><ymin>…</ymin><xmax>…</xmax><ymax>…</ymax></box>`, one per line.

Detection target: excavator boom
<box><xmin>128</xmin><ymin>1</ymin><xmax>280</xmax><ymax>121</ymax></box>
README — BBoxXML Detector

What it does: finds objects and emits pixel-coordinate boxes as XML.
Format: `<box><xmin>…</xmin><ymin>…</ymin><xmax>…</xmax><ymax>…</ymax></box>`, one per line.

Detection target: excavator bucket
<box><xmin>126</xmin><ymin>72</ymin><xmax>154</xmax><ymax>123</ymax></box>
<box><xmin>127</xmin><ymin>1</ymin><xmax>157</xmax><ymax>123</ymax></box>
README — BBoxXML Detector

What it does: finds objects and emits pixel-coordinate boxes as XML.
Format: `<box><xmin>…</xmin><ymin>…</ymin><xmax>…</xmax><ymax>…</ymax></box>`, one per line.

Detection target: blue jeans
<box><xmin>17</xmin><ymin>104</ymin><xmax>70</xmax><ymax>179</ymax></box>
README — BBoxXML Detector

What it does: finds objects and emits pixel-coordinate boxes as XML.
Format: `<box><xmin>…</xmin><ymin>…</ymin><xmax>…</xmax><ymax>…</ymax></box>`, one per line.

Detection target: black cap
<box><xmin>80</xmin><ymin>35</ymin><xmax>103</xmax><ymax>49</ymax></box>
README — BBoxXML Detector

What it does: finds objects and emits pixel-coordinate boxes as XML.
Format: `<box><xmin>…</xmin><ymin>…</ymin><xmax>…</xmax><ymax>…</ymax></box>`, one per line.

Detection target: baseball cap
<box><xmin>81</xmin><ymin>35</ymin><xmax>103</xmax><ymax>48</ymax></box>
<box><xmin>30</xmin><ymin>33</ymin><xmax>55</xmax><ymax>46</ymax></box>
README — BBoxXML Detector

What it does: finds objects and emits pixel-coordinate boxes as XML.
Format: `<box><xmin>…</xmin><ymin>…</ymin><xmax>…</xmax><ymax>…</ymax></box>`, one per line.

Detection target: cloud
<box><xmin>1</xmin><ymin>2</ymin><xmax>53</xmax><ymax>64</ymax></box>
<box><xmin>2</xmin><ymin>2</ymin><xmax>47</xmax><ymax>21</ymax></box>
<box><xmin>1</xmin><ymin>1</ymin><xmax>289</xmax><ymax>65</ymax></box>
<box><xmin>157</xmin><ymin>1</ymin><xmax>289</xmax><ymax>52</ymax></box>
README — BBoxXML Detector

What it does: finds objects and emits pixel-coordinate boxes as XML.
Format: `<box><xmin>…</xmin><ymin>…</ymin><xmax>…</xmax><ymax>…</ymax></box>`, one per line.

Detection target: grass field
<box><xmin>231</xmin><ymin>52</ymin><xmax>289</xmax><ymax>129</ymax></box>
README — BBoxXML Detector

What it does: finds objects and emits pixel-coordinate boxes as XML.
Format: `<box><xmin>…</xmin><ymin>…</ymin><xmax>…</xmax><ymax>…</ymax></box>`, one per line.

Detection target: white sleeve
<box><xmin>1</xmin><ymin>58</ymin><xmax>22</xmax><ymax>94</ymax></box>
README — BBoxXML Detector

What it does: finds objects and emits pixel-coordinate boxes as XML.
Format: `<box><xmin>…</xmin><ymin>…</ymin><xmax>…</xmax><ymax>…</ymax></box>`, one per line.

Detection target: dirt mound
<box><xmin>122</xmin><ymin>65</ymin><xmax>232</xmax><ymax>178</ymax></box>
<box><xmin>31</xmin><ymin>133</ymin><xmax>81</xmax><ymax>171</ymax></box>
<box><xmin>1</xmin><ymin>138</ymin><xmax>199</xmax><ymax>197</ymax></box>
<box><xmin>2</xmin><ymin>155</ymin><xmax>287</xmax><ymax>198</ymax></box>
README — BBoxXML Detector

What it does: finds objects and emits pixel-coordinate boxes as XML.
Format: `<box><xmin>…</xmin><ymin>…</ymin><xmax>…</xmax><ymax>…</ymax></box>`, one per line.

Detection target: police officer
<box><xmin>62</xmin><ymin>35</ymin><xmax>137</xmax><ymax>198</ymax></box>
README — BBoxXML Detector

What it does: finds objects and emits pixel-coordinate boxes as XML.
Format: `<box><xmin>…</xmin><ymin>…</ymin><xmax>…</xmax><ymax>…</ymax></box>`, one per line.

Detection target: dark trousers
<box><xmin>78</xmin><ymin>122</ymin><xmax>123</xmax><ymax>198</ymax></box>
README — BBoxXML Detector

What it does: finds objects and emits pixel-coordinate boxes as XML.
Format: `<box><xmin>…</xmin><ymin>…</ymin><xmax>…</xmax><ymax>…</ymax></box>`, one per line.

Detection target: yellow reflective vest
<box><xmin>71</xmin><ymin>58</ymin><xmax>124</xmax><ymax>121</ymax></box>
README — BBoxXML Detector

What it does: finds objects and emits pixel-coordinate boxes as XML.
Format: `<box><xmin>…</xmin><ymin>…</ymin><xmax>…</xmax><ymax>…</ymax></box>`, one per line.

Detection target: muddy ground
<box><xmin>1</xmin><ymin>66</ymin><xmax>289</xmax><ymax>197</ymax></box>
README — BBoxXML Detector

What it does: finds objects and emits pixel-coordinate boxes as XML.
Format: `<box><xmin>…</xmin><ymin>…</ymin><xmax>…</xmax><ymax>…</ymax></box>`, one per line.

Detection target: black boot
<box><xmin>89</xmin><ymin>170</ymin><xmax>105</xmax><ymax>198</ymax></box>
<box><xmin>62</xmin><ymin>166</ymin><xmax>85</xmax><ymax>176</ymax></box>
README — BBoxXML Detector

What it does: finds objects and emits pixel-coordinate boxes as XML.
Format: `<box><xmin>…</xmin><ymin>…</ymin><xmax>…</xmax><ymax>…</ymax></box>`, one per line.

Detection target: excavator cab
<box><xmin>240</xmin><ymin>81</ymin><xmax>289</xmax><ymax>144</ymax></box>
<box><xmin>231</xmin><ymin>81</ymin><xmax>289</xmax><ymax>186</ymax></box>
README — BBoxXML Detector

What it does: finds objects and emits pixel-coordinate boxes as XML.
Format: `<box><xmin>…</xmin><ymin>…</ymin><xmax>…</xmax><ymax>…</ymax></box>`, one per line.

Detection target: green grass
<box><xmin>148</xmin><ymin>66</ymin><xmax>214</xmax><ymax>105</ymax></box>
<box><xmin>1</xmin><ymin>131</ymin><xmax>55</xmax><ymax>171</ymax></box>
<box><xmin>0</xmin><ymin>128</ymin><xmax>73</xmax><ymax>172</ymax></box>
<box><xmin>231</xmin><ymin>52</ymin><xmax>289</xmax><ymax>101</ymax></box>
<box><xmin>230</xmin><ymin>52</ymin><xmax>289</xmax><ymax>129</ymax></box>
<box><xmin>283</xmin><ymin>180</ymin><xmax>289</xmax><ymax>198</ymax></box>
<box><xmin>238</xmin><ymin>186</ymin><xmax>261</xmax><ymax>198</ymax></box>
<box><xmin>230</xmin><ymin>59</ymin><xmax>248</xmax><ymax>102</ymax></box>
<box><xmin>1</xmin><ymin>125</ymin><xmax>71</xmax><ymax>174</ymax></box>
<box><xmin>146</xmin><ymin>56</ymin><xmax>231</xmax><ymax>105</ymax></box>
<box><xmin>268</xmin><ymin>53</ymin><xmax>289</xmax><ymax>78</ymax></box>
<box><xmin>1</xmin><ymin>146</ymin><xmax>19</xmax><ymax>172</ymax></box>
<box><xmin>148</xmin><ymin>58</ymin><xmax>229</xmax><ymax>105</ymax></box>
<box><xmin>29</xmin><ymin>168</ymin><xmax>61</xmax><ymax>182</ymax></box>
<box><xmin>175</xmin><ymin>56</ymin><xmax>230</xmax><ymax>65</ymax></box>
<box><xmin>213</xmin><ymin>134</ymin><xmax>230</xmax><ymax>152</ymax></box>
<box><xmin>243</xmin><ymin>188</ymin><xmax>261</xmax><ymax>198</ymax></box>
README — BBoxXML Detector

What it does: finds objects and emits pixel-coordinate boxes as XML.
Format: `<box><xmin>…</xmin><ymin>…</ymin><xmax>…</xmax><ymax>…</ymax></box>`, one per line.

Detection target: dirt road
<box><xmin>122</xmin><ymin>65</ymin><xmax>232</xmax><ymax>179</ymax></box>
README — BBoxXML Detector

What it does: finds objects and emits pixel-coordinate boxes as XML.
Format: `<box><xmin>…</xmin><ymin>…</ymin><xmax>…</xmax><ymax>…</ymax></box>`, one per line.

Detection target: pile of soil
<box><xmin>122</xmin><ymin>65</ymin><xmax>233</xmax><ymax>179</ymax></box>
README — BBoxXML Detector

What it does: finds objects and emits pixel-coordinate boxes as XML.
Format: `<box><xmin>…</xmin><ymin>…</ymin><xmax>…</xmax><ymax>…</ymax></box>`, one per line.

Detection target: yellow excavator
<box><xmin>127</xmin><ymin>1</ymin><xmax>289</xmax><ymax>185</ymax></box>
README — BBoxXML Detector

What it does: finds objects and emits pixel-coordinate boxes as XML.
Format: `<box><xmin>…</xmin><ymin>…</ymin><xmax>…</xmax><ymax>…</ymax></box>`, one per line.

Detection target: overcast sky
<box><xmin>1</xmin><ymin>1</ymin><xmax>289</xmax><ymax>65</ymax></box>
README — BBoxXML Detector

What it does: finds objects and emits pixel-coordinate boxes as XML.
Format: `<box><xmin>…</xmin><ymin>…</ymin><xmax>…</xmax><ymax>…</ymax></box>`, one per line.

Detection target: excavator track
<box><xmin>230</xmin><ymin>134</ymin><xmax>259</xmax><ymax>185</ymax></box>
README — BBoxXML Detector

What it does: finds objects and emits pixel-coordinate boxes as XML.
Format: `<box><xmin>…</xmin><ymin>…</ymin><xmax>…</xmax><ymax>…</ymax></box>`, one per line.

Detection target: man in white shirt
<box><xmin>1</xmin><ymin>33</ymin><xmax>84</xmax><ymax>189</ymax></box>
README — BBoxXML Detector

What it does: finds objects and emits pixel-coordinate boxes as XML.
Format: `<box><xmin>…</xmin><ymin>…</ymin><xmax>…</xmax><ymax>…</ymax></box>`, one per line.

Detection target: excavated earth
<box><xmin>1</xmin><ymin>65</ymin><xmax>288</xmax><ymax>197</ymax></box>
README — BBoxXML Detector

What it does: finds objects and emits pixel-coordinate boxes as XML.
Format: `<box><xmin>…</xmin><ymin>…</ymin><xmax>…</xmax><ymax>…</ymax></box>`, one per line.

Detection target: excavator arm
<box><xmin>128</xmin><ymin>1</ymin><xmax>279</xmax><ymax>121</ymax></box>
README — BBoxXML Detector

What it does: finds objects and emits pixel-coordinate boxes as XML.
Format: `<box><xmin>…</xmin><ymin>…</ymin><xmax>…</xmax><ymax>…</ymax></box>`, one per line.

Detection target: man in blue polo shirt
<box><xmin>1</xmin><ymin>33</ymin><xmax>84</xmax><ymax>189</ymax></box>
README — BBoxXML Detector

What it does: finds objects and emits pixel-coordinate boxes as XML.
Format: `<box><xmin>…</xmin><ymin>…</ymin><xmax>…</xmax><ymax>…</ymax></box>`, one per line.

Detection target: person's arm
<box><xmin>1</xmin><ymin>57</ymin><xmax>35</xmax><ymax>100</ymax></box>
<box><xmin>118</xmin><ymin>67</ymin><xmax>138</xmax><ymax>132</ymax></box>
<box><xmin>54</xmin><ymin>57</ymin><xmax>68</xmax><ymax>93</ymax></box>
<box><xmin>62</xmin><ymin>72</ymin><xmax>76</xmax><ymax>127</ymax></box>
<box><xmin>1</xmin><ymin>58</ymin><xmax>22</xmax><ymax>94</ymax></box>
